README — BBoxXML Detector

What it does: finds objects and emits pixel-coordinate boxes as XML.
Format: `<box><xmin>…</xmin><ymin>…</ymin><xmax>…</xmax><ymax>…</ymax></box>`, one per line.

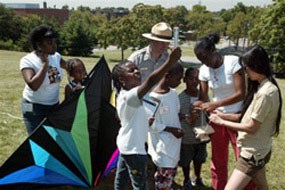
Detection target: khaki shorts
<box><xmin>236</xmin><ymin>151</ymin><xmax>271</xmax><ymax>177</ymax></box>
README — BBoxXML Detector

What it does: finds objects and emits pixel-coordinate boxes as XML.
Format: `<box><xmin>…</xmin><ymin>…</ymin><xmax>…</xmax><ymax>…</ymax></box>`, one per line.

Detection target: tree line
<box><xmin>0</xmin><ymin>1</ymin><xmax>284</xmax><ymax>72</ymax></box>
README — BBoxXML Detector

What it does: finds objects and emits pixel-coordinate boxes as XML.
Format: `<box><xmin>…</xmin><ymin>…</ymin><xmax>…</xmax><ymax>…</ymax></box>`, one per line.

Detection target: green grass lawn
<box><xmin>0</xmin><ymin>49</ymin><xmax>284</xmax><ymax>189</ymax></box>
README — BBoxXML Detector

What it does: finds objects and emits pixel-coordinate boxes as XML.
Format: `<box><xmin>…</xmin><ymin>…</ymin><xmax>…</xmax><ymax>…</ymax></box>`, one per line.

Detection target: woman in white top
<box><xmin>209</xmin><ymin>45</ymin><xmax>282</xmax><ymax>190</ymax></box>
<box><xmin>20</xmin><ymin>24</ymin><xmax>66</xmax><ymax>135</ymax></box>
<box><xmin>194</xmin><ymin>33</ymin><xmax>246</xmax><ymax>190</ymax></box>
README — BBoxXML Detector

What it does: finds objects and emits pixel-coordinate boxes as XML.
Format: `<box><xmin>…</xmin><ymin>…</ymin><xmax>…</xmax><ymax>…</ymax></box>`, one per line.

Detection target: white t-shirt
<box><xmin>20</xmin><ymin>52</ymin><xmax>62</xmax><ymax>105</ymax></box>
<box><xmin>147</xmin><ymin>89</ymin><xmax>182</xmax><ymax>168</ymax></box>
<box><xmin>116</xmin><ymin>87</ymin><xmax>149</xmax><ymax>155</ymax></box>
<box><xmin>199</xmin><ymin>55</ymin><xmax>243</xmax><ymax>113</ymax></box>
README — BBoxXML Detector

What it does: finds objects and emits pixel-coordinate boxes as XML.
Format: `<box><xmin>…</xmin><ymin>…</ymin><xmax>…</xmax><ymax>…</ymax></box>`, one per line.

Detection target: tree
<box><xmin>226</xmin><ymin>12</ymin><xmax>248</xmax><ymax>48</ymax></box>
<box><xmin>62</xmin><ymin>5</ymin><xmax>69</xmax><ymax>10</ymax></box>
<box><xmin>250</xmin><ymin>0</ymin><xmax>285</xmax><ymax>73</ymax></box>
<box><xmin>61</xmin><ymin>10</ymin><xmax>97</xmax><ymax>56</ymax></box>
<box><xmin>0</xmin><ymin>4</ymin><xmax>22</xmax><ymax>42</ymax></box>
<box><xmin>185</xmin><ymin>4</ymin><xmax>225</xmax><ymax>38</ymax></box>
<box><xmin>104</xmin><ymin>17</ymin><xmax>135</xmax><ymax>60</ymax></box>
<box><xmin>163</xmin><ymin>6</ymin><xmax>188</xmax><ymax>31</ymax></box>
<box><xmin>130</xmin><ymin>3</ymin><xmax>164</xmax><ymax>48</ymax></box>
<box><xmin>16</xmin><ymin>14</ymin><xmax>43</xmax><ymax>51</ymax></box>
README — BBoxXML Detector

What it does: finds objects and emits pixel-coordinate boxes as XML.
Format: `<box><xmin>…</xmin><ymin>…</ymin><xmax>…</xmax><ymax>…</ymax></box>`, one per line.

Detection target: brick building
<box><xmin>4</xmin><ymin>2</ymin><xmax>69</xmax><ymax>25</ymax></box>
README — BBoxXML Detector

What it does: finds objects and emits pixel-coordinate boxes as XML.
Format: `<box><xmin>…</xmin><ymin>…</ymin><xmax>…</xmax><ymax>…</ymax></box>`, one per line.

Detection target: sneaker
<box><xmin>184</xmin><ymin>180</ymin><xmax>194</xmax><ymax>190</ymax></box>
<box><xmin>193</xmin><ymin>178</ymin><xmax>205</xmax><ymax>187</ymax></box>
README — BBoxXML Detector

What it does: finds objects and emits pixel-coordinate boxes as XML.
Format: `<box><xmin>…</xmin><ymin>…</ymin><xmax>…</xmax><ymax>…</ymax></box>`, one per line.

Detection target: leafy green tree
<box><xmin>62</xmin><ymin>5</ymin><xmax>69</xmax><ymax>10</ymax></box>
<box><xmin>109</xmin><ymin>17</ymin><xmax>135</xmax><ymax>60</ymax></box>
<box><xmin>219</xmin><ymin>2</ymin><xmax>258</xmax><ymax>39</ymax></box>
<box><xmin>250</xmin><ymin>0</ymin><xmax>285</xmax><ymax>73</ymax></box>
<box><xmin>226</xmin><ymin>12</ymin><xmax>248</xmax><ymax>47</ymax></box>
<box><xmin>185</xmin><ymin>4</ymin><xmax>225</xmax><ymax>38</ymax></box>
<box><xmin>95</xmin><ymin>15</ymin><xmax>112</xmax><ymax>50</ymax></box>
<box><xmin>77</xmin><ymin>6</ymin><xmax>91</xmax><ymax>12</ymax></box>
<box><xmin>163</xmin><ymin>6</ymin><xmax>188</xmax><ymax>31</ymax></box>
<box><xmin>15</xmin><ymin>15</ymin><xmax>60</xmax><ymax>52</ymax></box>
<box><xmin>0</xmin><ymin>4</ymin><xmax>22</xmax><ymax>42</ymax></box>
<box><xmin>61</xmin><ymin>10</ymin><xmax>97</xmax><ymax>56</ymax></box>
<box><xmin>130</xmin><ymin>3</ymin><xmax>164</xmax><ymax>48</ymax></box>
<box><xmin>16</xmin><ymin>14</ymin><xmax>43</xmax><ymax>51</ymax></box>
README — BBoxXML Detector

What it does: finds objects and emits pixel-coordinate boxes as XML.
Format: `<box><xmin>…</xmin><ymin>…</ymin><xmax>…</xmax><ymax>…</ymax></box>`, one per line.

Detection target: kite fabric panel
<box><xmin>0</xmin><ymin>56</ymin><xmax>120</xmax><ymax>189</ymax></box>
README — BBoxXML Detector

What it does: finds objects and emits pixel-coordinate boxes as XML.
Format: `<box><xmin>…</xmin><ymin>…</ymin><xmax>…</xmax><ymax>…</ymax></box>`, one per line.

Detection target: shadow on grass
<box><xmin>173</xmin><ymin>182</ymin><xmax>213</xmax><ymax>190</ymax></box>
<box><xmin>89</xmin><ymin>55</ymin><xmax>101</xmax><ymax>58</ymax></box>
<box><xmin>109</xmin><ymin>58</ymin><xmax>123</xmax><ymax>62</ymax></box>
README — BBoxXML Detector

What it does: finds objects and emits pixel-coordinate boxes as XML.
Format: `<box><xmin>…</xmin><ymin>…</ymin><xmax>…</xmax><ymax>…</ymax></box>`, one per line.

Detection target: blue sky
<box><xmin>1</xmin><ymin>0</ymin><xmax>273</xmax><ymax>11</ymax></box>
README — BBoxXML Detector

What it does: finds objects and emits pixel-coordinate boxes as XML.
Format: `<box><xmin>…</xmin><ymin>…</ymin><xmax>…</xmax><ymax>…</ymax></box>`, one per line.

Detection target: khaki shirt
<box><xmin>128</xmin><ymin>46</ymin><xmax>169</xmax><ymax>82</ymax></box>
<box><xmin>238</xmin><ymin>79</ymin><xmax>280</xmax><ymax>160</ymax></box>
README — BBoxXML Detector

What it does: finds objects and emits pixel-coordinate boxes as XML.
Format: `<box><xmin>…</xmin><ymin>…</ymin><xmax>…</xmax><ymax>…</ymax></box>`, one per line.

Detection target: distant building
<box><xmin>184</xmin><ymin>31</ymin><xmax>197</xmax><ymax>41</ymax></box>
<box><xmin>92</xmin><ymin>8</ymin><xmax>129</xmax><ymax>19</ymax></box>
<box><xmin>4</xmin><ymin>3</ymin><xmax>39</xmax><ymax>9</ymax></box>
<box><xmin>3</xmin><ymin>2</ymin><xmax>69</xmax><ymax>25</ymax></box>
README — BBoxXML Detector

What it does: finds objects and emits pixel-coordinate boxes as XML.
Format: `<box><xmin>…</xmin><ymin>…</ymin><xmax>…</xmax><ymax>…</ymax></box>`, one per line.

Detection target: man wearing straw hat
<box><xmin>128</xmin><ymin>22</ymin><xmax>174</xmax><ymax>189</ymax></box>
<box><xmin>128</xmin><ymin>22</ymin><xmax>173</xmax><ymax>82</ymax></box>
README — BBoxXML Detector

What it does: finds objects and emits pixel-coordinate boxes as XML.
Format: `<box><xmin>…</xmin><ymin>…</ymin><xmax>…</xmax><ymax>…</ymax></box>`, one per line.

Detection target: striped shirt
<box><xmin>179</xmin><ymin>91</ymin><xmax>205</xmax><ymax>144</ymax></box>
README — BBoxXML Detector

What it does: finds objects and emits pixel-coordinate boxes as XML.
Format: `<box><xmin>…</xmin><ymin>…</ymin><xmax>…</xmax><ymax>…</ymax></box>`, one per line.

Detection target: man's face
<box><xmin>151</xmin><ymin>40</ymin><xmax>169</xmax><ymax>55</ymax></box>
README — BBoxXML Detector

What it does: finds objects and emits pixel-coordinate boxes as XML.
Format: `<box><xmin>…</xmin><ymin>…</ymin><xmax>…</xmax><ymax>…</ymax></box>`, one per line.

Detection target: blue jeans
<box><xmin>22</xmin><ymin>99</ymin><xmax>58</xmax><ymax>135</ymax></box>
<box><xmin>114</xmin><ymin>154</ymin><xmax>148</xmax><ymax>190</ymax></box>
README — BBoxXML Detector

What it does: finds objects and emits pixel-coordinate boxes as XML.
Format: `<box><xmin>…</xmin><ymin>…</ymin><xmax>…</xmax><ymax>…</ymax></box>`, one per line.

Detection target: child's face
<box><xmin>184</xmin><ymin>70</ymin><xmax>199</xmax><ymax>88</ymax></box>
<box><xmin>121</xmin><ymin>62</ymin><xmax>141</xmax><ymax>90</ymax></box>
<box><xmin>71</xmin><ymin>62</ymin><xmax>87</xmax><ymax>82</ymax></box>
<box><xmin>167</xmin><ymin>72</ymin><xmax>183</xmax><ymax>88</ymax></box>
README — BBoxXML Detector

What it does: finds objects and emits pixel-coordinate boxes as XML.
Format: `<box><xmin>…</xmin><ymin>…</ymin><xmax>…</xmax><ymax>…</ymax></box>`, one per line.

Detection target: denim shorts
<box><xmin>114</xmin><ymin>154</ymin><xmax>148</xmax><ymax>190</ymax></box>
<box><xmin>21</xmin><ymin>98</ymin><xmax>58</xmax><ymax>135</ymax></box>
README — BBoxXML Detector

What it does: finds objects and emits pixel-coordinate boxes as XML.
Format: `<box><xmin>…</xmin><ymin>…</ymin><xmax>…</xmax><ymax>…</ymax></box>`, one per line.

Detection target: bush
<box><xmin>0</xmin><ymin>40</ymin><xmax>20</xmax><ymax>51</ymax></box>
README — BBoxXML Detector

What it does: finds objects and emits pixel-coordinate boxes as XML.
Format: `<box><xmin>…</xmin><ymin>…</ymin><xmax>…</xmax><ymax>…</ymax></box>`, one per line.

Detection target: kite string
<box><xmin>0</xmin><ymin>112</ymin><xmax>22</xmax><ymax>120</ymax></box>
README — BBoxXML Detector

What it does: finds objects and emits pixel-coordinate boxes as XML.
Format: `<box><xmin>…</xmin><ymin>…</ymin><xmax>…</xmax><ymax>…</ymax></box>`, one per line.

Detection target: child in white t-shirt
<box><xmin>112</xmin><ymin>48</ymin><xmax>181</xmax><ymax>190</ymax></box>
<box><xmin>147</xmin><ymin>63</ymin><xmax>184</xmax><ymax>190</ymax></box>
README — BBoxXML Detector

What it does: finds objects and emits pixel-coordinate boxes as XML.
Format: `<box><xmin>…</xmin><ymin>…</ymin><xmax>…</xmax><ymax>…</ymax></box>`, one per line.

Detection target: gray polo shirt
<box><xmin>128</xmin><ymin>46</ymin><xmax>169</xmax><ymax>82</ymax></box>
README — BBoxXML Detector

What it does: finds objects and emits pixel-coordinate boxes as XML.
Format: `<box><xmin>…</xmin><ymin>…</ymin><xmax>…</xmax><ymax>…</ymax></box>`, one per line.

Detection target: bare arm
<box><xmin>137</xmin><ymin>47</ymin><xmax>181</xmax><ymax>99</ymax></box>
<box><xmin>217</xmin><ymin>69</ymin><xmax>245</xmax><ymax>107</ymax></box>
<box><xmin>164</xmin><ymin>127</ymin><xmax>184</xmax><ymax>138</ymax></box>
<box><xmin>209</xmin><ymin>114</ymin><xmax>261</xmax><ymax>134</ymax></box>
<box><xmin>213</xmin><ymin>109</ymin><xmax>241</xmax><ymax>122</ymax></box>
<box><xmin>199</xmin><ymin>80</ymin><xmax>209</xmax><ymax>102</ymax></box>
<box><xmin>21</xmin><ymin>53</ymin><xmax>49</xmax><ymax>91</ymax></box>
<box><xmin>200</xmin><ymin>69</ymin><xmax>245</xmax><ymax>112</ymax></box>
<box><xmin>60</xmin><ymin>58</ymin><xmax>67</xmax><ymax>69</ymax></box>
<box><xmin>64</xmin><ymin>85</ymin><xmax>72</xmax><ymax>100</ymax></box>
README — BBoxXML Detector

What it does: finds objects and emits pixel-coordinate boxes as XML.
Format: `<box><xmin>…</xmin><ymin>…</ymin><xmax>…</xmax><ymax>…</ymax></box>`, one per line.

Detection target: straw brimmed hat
<box><xmin>142</xmin><ymin>22</ymin><xmax>172</xmax><ymax>42</ymax></box>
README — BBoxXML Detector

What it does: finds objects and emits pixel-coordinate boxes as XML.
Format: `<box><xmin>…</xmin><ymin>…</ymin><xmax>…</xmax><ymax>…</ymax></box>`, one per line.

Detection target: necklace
<box><xmin>212</xmin><ymin>55</ymin><xmax>224</xmax><ymax>83</ymax></box>
<box><xmin>213</xmin><ymin>69</ymin><xmax>218</xmax><ymax>83</ymax></box>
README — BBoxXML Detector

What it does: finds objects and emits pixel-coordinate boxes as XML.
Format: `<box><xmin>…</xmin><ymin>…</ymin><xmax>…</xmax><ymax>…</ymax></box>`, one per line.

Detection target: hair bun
<box><xmin>207</xmin><ymin>33</ymin><xmax>220</xmax><ymax>44</ymax></box>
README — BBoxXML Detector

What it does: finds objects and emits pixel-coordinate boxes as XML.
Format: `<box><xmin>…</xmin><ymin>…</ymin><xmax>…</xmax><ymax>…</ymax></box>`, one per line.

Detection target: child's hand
<box><xmin>193</xmin><ymin>100</ymin><xmax>204</xmax><ymax>107</ymax></box>
<box><xmin>38</xmin><ymin>51</ymin><xmax>49</xmax><ymax>68</ymax></box>
<box><xmin>74</xmin><ymin>83</ymin><xmax>84</xmax><ymax>91</ymax></box>
<box><xmin>165</xmin><ymin>127</ymin><xmax>184</xmax><ymax>138</ymax></box>
<box><xmin>200</xmin><ymin>102</ymin><xmax>219</xmax><ymax>112</ymax></box>
<box><xmin>191</xmin><ymin>108</ymin><xmax>201</xmax><ymax>122</ymax></box>
<box><xmin>172</xmin><ymin>128</ymin><xmax>184</xmax><ymax>138</ymax></box>
<box><xmin>169</xmin><ymin>47</ymin><xmax>182</xmax><ymax>63</ymax></box>
<box><xmin>148</xmin><ymin>117</ymin><xmax>155</xmax><ymax>126</ymax></box>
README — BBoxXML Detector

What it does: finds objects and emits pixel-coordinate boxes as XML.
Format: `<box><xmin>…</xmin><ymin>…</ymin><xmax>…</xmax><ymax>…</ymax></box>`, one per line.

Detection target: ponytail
<box><xmin>194</xmin><ymin>33</ymin><xmax>220</xmax><ymax>52</ymax></box>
